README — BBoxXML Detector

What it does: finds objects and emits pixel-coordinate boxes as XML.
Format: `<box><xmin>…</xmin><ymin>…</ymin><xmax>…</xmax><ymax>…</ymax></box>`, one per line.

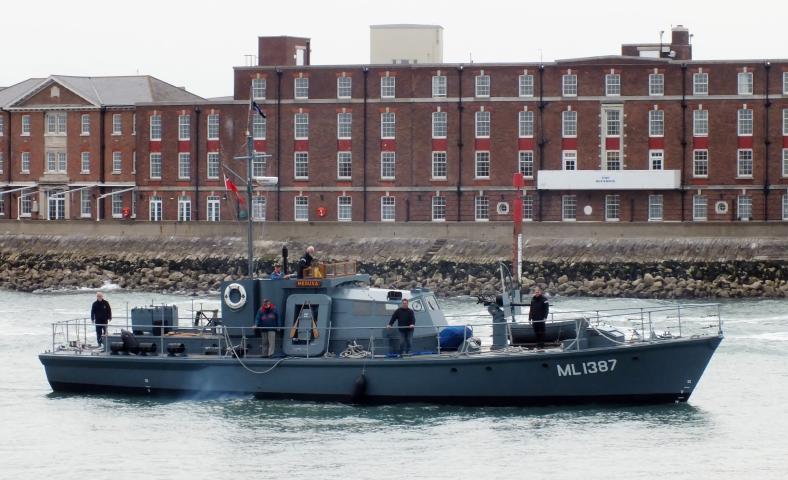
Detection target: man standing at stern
<box><xmin>387</xmin><ymin>298</ymin><xmax>416</xmax><ymax>356</ymax></box>
<box><xmin>529</xmin><ymin>286</ymin><xmax>549</xmax><ymax>349</ymax></box>
<box><xmin>91</xmin><ymin>292</ymin><xmax>112</xmax><ymax>346</ymax></box>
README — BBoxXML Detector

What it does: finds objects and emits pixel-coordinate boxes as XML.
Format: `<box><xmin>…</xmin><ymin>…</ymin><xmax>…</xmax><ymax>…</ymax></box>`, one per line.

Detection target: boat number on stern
<box><xmin>557</xmin><ymin>359</ymin><xmax>617</xmax><ymax>377</ymax></box>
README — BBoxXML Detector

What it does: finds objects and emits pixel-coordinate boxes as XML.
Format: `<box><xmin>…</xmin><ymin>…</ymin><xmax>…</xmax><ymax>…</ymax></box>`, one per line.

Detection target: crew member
<box><xmin>255</xmin><ymin>299</ymin><xmax>280</xmax><ymax>357</ymax></box>
<box><xmin>528</xmin><ymin>286</ymin><xmax>549</xmax><ymax>349</ymax></box>
<box><xmin>90</xmin><ymin>292</ymin><xmax>112</xmax><ymax>346</ymax></box>
<box><xmin>296</xmin><ymin>246</ymin><xmax>315</xmax><ymax>279</ymax></box>
<box><xmin>387</xmin><ymin>298</ymin><xmax>416</xmax><ymax>355</ymax></box>
<box><xmin>270</xmin><ymin>264</ymin><xmax>283</xmax><ymax>280</ymax></box>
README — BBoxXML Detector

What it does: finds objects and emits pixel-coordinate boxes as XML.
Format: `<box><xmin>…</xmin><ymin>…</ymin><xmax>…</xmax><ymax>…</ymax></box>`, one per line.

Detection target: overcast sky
<box><xmin>1</xmin><ymin>0</ymin><xmax>785</xmax><ymax>99</ymax></box>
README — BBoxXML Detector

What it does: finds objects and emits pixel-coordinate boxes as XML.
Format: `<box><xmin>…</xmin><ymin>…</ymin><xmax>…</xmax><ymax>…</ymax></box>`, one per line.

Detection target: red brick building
<box><xmin>2</xmin><ymin>26</ymin><xmax>788</xmax><ymax>224</ymax></box>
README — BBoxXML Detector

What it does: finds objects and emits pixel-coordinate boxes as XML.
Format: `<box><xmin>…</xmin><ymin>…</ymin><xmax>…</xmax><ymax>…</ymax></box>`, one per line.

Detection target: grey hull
<box><xmin>40</xmin><ymin>335</ymin><xmax>722</xmax><ymax>406</ymax></box>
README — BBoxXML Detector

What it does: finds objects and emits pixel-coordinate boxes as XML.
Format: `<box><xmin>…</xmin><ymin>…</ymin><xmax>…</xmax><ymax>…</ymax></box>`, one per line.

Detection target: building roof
<box><xmin>370</xmin><ymin>24</ymin><xmax>443</xmax><ymax>30</ymax></box>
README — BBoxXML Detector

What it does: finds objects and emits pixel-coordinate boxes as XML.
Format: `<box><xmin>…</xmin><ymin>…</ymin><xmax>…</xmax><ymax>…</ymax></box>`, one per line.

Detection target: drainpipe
<box><xmin>99</xmin><ymin>107</ymin><xmax>106</xmax><ymax>220</ymax></box>
<box><xmin>3</xmin><ymin>109</ymin><xmax>9</xmax><ymax>217</ymax></box>
<box><xmin>763</xmin><ymin>61</ymin><xmax>771</xmax><ymax>221</ymax></box>
<box><xmin>363</xmin><ymin>66</ymin><xmax>369</xmax><ymax>222</ymax></box>
<box><xmin>276</xmin><ymin>68</ymin><xmax>283</xmax><ymax>221</ymax></box>
<box><xmin>537</xmin><ymin>64</ymin><xmax>546</xmax><ymax>221</ymax></box>
<box><xmin>456</xmin><ymin>64</ymin><xmax>464</xmax><ymax>222</ymax></box>
<box><xmin>680</xmin><ymin>64</ymin><xmax>688</xmax><ymax>222</ymax></box>
<box><xmin>194</xmin><ymin>105</ymin><xmax>201</xmax><ymax>221</ymax></box>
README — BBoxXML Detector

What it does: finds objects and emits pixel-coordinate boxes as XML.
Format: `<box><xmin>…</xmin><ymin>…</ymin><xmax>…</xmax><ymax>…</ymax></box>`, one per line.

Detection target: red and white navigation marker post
<box><xmin>512</xmin><ymin>172</ymin><xmax>524</xmax><ymax>287</ymax></box>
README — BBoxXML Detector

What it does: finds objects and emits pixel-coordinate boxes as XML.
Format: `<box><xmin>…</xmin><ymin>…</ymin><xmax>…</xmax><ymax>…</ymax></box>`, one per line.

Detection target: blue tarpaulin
<box><xmin>439</xmin><ymin>326</ymin><xmax>473</xmax><ymax>350</ymax></box>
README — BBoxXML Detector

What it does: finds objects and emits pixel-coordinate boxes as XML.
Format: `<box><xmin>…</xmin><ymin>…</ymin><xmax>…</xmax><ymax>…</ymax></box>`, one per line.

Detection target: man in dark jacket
<box><xmin>91</xmin><ymin>292</ymin><xmax>112</xmax><ymax>345</ymax></box>
<box><xmin>387</xmin><ymin>298</ymin><xmax>416</xmax><ymax>355</ymax></box>
<box><xmin>254</xmin><ymin>299</ymin><xmax>280</xmax><ymax>357</ymax></box>
<box><xmin>528</xmin><ymin>286</ymin><xmax>549</xmax><ymax>349</ymax></box>
<box><xmin>296</xmin><ymin>246</ymin><xmax>315</xmax><ymax>279</ymax></box>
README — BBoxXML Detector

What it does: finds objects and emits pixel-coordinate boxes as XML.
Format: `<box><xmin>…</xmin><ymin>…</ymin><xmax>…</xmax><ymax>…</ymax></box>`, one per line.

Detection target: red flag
<box><xmin>224</xmin><ymin>174</ymin><xmax>245</xmax><ymax>205</ymax></box>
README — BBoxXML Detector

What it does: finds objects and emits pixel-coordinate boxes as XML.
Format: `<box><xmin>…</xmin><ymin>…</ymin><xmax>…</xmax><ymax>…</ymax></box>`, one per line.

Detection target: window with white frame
<box><xmin>562</xmin><ymin>74</ymin><xmax>577</xmax><ymax>96</ymax></box>
<box><xmin>432</xmin><ymin>111</ymin><xmax>447</xmax><ymax>138</ymax></box>
<box><xmin>252</xmin><ymin>114</ymin><xmax>266</xmax><ymax>139</ymax></box>
<box><xmin>112</xmin><ymin>190</ymin><xmax>123</xmax><ymax>218</ymax></box>
<box><xmin>693</xmin><ymin>110</ymin><xmax>708</xmax><ymax>136</ymax></box>
<box><xmin>80</xmin><ymin>190</ymin><xmax>91</xmax><ymax>217</ymax></box>
<box><xmin>519</xmin><ymin>74</ymin><xmax>534</xmax><ymax>97</ymax></box>
<box><xmin>784</xmin><ymin>72</ymin><xmax>788</xmax><ymax>95</ymax></box>
<box><xmin>475</xmin><ymin>74</ymin><xmax>490</xmax><ymax>97</ymax></box>
<box><xmin>522</xmin><ymin>195</ymin><xmax>534</xmax><ymax>221</ymax></box>
<box><xmin>475</xmin><ymin>111</ymin><xmax>490</xmax><ymax>137</ymax></box>
<box><xmin>178</xmin><ymin>152</ymin><xmax>190</xmax><ymax>179</ymax></box>
<box><xmin>432</xmin><ymin>75</ymin><xmax>447</xmax><ymax>97</ymax></box>
<box><xmin>21</xmin><ymin>152</ymin><xmax>30</xmax><ymax>173</ymax></box>
<box><xmin>693</xmin><ymin>150</ymin><xmax>709</xmax><ymax>177</ymax></box>
<box><xmin>82</xmin><ymin>114</ymin><xmax>91</xmax><ymax>135</ymax></box>
<box><xmin>693</xmin><ymin>195</ymin><xmax>708</xmax><ymax>221</ymax></box>
<box><xmin>21</xmin><ymin>115</ymin><xmax>31</xmax><ymax>135</ymax></box>
<box><xmin>738</xmin><ymin>195</ymin><xmax>752</xmax><ymax>220</ymax></box>
<box><xmin>149</xmin><ymin>153</ymin><xmax>162</xmax><ymax>179</ymax></box>
<box><xmin>475</xmin><ymin>151</ymin><xmax>490</xmax><ymax>178</ymax></box>
<box><xmin>0</xmin><ymin>115</ymin><xmax>4</xmax><ymax>135</ymax></box>
<box><xmin>519</xmin><ymin>151</ymin><xmax>534</xmax><ymax>178</ymax></box>
<box><xmin>46</xmin><ymin>151</ymin><xmax>66</xmax><ymax>172</ymax></box>
<box><xmin>294</xmin><ymin>152</ymin><xmax>309</xmax><ymax>179</ymax></box>
<box><xmin>518</xmin><ymin>110</ymin><xmax>534</xmax><ymax>137</ymax></box>
<box><xmin>337</xmin><ymin>76</ymin><xmax>352</xmax><ymax>98</ymax></box>
<box><xmin>380</xmin><ymin>112</ymin><xmax>395</xmax><ymax>138</ymax></box>
<box><xmin>381</xmin><ymin>196</ymin><xmax>395</xmax><ymax>221</ymax></box>
<box><xmin>207</xmin><ymin>152</ymin><xmax>219</xmax><ymax>179</ymax></box>
<box><xmin>606</xmin><ymin>151</ymin><xmax>621</xmax><ymax>170</ymax></box>
<box><xmin>81</xmin><ymin>152</ymin><xmax>90</xmax><ymax>173</ymax></box>
<box><xmin>337</xmin><ymin>196</ymin><xmax>352</xmax><ymax>221</ymax></box>
<box><xmin>207</xmin><ymin>195</ymin><xmax>220</xmax><ymax>222</ymax></box>
<box><xmin>650</xmin><ymin>150</ymin><xmax>664</xmax><ymax>170</ymax></box>
<box><xmin>475</xmin><ymin>195</ymin><xmax>489</xmax><ymax>221</ymax></box>
<box><xmin>294</xmin><ymin>113</ymin><xmax>308</xmax><ymax>139</ymax></box>
<box><xmin>46</xmin><ymin>112</ymin><xmax>66</xmax><ymax>135</ymax></box>
<box><xmin>562</xmin><ymin>150</ymin><xmax>577</xmax><ymax>170</ymax></box>
<box><xmin>738</xmin><ymin>72</ymin><xmax>753</xmax><ymax>95</ymax></box>
<box><xmin>605</xmin><ymin>194</ymin><xmax>620</xmax><ymax>221</ymax></box>
<box><xmin>149</xmin><ymin>196</ymin><xmax>162</xmax><ymax>221</ymax></box>
<box><xmin>112</xmin><ymin>114</ymin><xmax>122</xmax><ymax>135</ymax></box>
<box><xmin>337</xmin><ymin>112</ymin><xmax>352</xmax><ymax>139</ymax></box>
<box><xmin>649</xmin><ymin>73</ymin><xmax>664</xmax><ymax>96</ymax></box>
<box><xmin>605</xmin><ymin>74</ymin><xmax>621</xmax><ymax>96</ymax></box>
<box><xmin>783</xmin><ymin>149</ymin><xmax>788</xmax><ymax>177</ymax></box>
<box><xmin>252</xmin><ymin>152</ymin><xmax>266</xmax><ymax>178</ymax></box>
<box><xmin>649</xmin><ymin>110</ymin><xmax>664</xmax><ymax>136</ymax></box>
<box><xmin>432</xmin><ymin>152</ymin><xmax>447</xmax><ymax>179</ymax></box>
<box><xmin>132</xmin><ymin>151</ymin><xmax>136</xmax><ymax>174</ymax></box>
<box><xmin>648</xmin><ymin>195</ymin><xmax>663</xmax><ymax>221</ymax></box>
<box><xmin>150</xmin><ymin>115</ymin><xmax>161</xmax><ymax>140</ymax></box>
<box><xmin>131</xmin><ymin>191</ymin><xmax>137</xmax><ymax>217</ymax></box>
<box><xmin>294</xmin><ymin>196</ymin><xmax>308</xmax><ymax>221</ymax></box>
<box><xmin>562</xmin><ymin>195</ymin><xmax>576</xmax><ymax>221</ymax></box>
<box><xmin>177</xmin><ymin>196</ymin><xmax>191</xmax><ymax>221</ymax></box>
<box><xmin>20</xmin><ymin>195</ymin><xmax>31</xmax><ymax>216</ymax></box>
<box><xmin>562</xmin><ymin>110</ymin><xmax>577</xmax><ymax>137</ymax></box>
<box><xmin>782</xmin><ymin>109</ymin><xmax>788</xmax><ymax>136</ymax></box>
<box><xmin>112</xmin><ymin>151</ymin><xmax>122</xmax><ymax>174</ymax></box>
<box><xmin>737</xmin><ymin>149</ymin><xmax>753</xmax><ymax>177</ymax></box>
<box><xmin>431</xmin><ymin>196</ymin><xmax>446</xmax><ymax>222</ymax></box>
<box><xmin>605</xmin><ymin>110</ymin><xmax>621</xmax><ymax>136</ymax></box>
<box><xmin>737</xmin><ymin>108</ymin><xmax>753</xmax><ymax>135</ymax></box>
<box><xmin>132</xmin><ymin>113</ymin><xmax>136</xmax><ymax>135</ymax></box>
<box><xmin>693</xmin><ymin>73</ymin><xmax>708</xmax><ymax>95</ymax></box>
<box><xmin>252</xmin><ymin>196</ymin><xmax>266</xmax><ymax>221</ymax></box>
<box><xmin>294</xmin><ymin>77</ymin><xmax>309</xmax><ymax>99</ymax></box>
<box><xmin>380</xmin><ymin>76</ymin><xmax>395</xmax><ymax>98</ymax></box>
<box><xmin>783</xmin><ymin>194</ymin><xmax>788</xmax><ymax>220</ymax></box>
<box><xmin>337</xmin><ymin>152</ymin><xmax>352</xmax><ymax>179</ymax></box>
<box><xmin>0</xmin><ymin>152</ymin><xmax>3</xmax><ymax>174</ymax></box>
<box><xmin>207</xmin><ymin>114</ymin><xmax>219</xmax><ymax>140</ymax></box>
<box><xmin>381</xmin><ymin>152</ymin><xmax>396</xmax><ymax>179</ymax></box>
<box><xmin>252</xmin><ymin>78</ymin><xmax>266</xmax><ymax>99</ymax></box>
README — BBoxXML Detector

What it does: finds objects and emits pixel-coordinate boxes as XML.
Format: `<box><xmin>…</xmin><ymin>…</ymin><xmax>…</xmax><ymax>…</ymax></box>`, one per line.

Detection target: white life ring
<box><xmin>223</xmin><ymin>283</ymin><xmax>247</xmax><ymax>310</ymax></box>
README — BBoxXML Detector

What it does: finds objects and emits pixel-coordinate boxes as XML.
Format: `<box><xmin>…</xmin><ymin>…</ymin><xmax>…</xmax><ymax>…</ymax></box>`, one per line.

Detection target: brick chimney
<box><xmin>670</xmin><ymin>25</ymin><xmax>692</xmax><ymax>60</ymax></box>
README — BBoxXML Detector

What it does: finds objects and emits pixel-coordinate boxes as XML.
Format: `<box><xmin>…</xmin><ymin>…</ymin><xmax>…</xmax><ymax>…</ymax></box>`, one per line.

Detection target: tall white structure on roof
<box><xmin>370</xmin><ymin>24</ymin><xmax>443</xmax><ymax>64</ymax></box>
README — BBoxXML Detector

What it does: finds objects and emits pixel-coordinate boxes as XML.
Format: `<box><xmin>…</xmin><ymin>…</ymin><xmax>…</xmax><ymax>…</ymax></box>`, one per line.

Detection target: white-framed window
<box><xmin>431</xmin><ymin>152</ymin><xmax>447</xmax><ymax>179</ymax></box>
<box><xmin>252</xmin><ymin>114</ymin><xmax>266</xmax><ymax>140</ymax></box>
<box><xmin>82</xmin><ymin>114</ymin><xmax>91</xmax><ymax>135</ymax></box>
<box><xmin>81</xmin><ymin>152</ymin><xmax>90</xmax><ymax>174</ymax></box>
<box><xmin>649</xmin><ymin>110</ymin><xmax>664</xmax><ymax>137</ymax></box>
<box><xmin>337</xmin><ymin>112</ymin><xmax>352</xmax><ymax>139</ymax></box>
<box><xmin>522</xmin><ymin>195</ymin><xmax>534</xmax><ymax>221</ymax></box>
<box><xmin>177</xmin><ymin>196</ymin><xmax>191</xmax><ymax>222</ymax></box>
<box><xmin>252</xmin><ymin>196</ymin><xmax>266</xmax><ymax>221</ymax></box>
<box><xmin>112</xmin><ymin>151</ymin><xmax>122</xmax><ymax>174</ymax></box>
<box><xmin>562</xmin><ymin>150</ymin><xmax>577</xmax><ymax>170</ymax></box>
<box><xmin>111</xmin><ymin>189</ymin><xmax>123</xmax><ymax>218</ymax></box>
<box><xmin>432</xmin><ymin>75</ymin><xmax>447</xmax><ymax>97</ymax></box>
<box><xmin>606</xmin><ymin>151</ymin><xmax>621</xmax><ymax>170</ymax></box>
<box><xmin>562</xmin><ymin>110</ymin><xmax>577</xmax><ymax>137</ymax></box>
<box><xmin>46</xmin><ymin>112</ymin><xmax>66</xmax><ymax>135</ymax></box>
<box><xmin>337</xmin><ymin>196</ymin><xmax>352</xmax><ymax>221</ymax></box>
<box><xmin>149</xmin><ymin>196</ymin><xmax>162</xmax><ymax>221</ymax></box>
<box><xmin>381</xmin><ymin>152</ymin><xmax>396</xmax><ymax>180</ymax></box>
<box><xmin>0</xmin><ymin>152</ymin><xmax>3</xmax><ymax>174</ymax></box>
<box><xmin>21</xmin><ymin>152</ymin><xmax>30</xmax><ymax>173</ymax></box>
<box><xmin>381</xmin><ymin>196</ymin><xmax>395</xmax><ymax>221</ymax></box>
<box><xmin>784</xmin><ymin>72</ymin><xmax>788</xmax><ymax>95</ymax></box>
<box><xmin>294</xmin><ymin>152</ymin><xmax>309</xmax><ymax>179</ymax></box>
<box><xmin>0</xmin><ymin>115</ymin><xmax>4</xmax><ymax>136</ymax></box>
<box><xmin>294</xmin><ymin>77</ymin><xmax>309</xmax><ymax>99</ymax></box>
<box><xmin>432</xmin><ymin>111</ymin><xmax>447</xmax><ymax>138</ymax></box>
<box><xmin>294</xmin><ymin>113</ymin><xmax>308</xmax><ymax>139</ymax></box>
<box><xmin>252</xmin><ymin>151</ymin><xmax>267</xmax><ymax>178</ymax></box>
<box><xmin>782</xmin><ymin>109</ymin><xmax>788</xmax><ymax>136</ymax></box>
<box><xmin>650</xmin><ymin>150</ymin><xmax>664</xmax><ymax>170</ymax></box>
<box><xmin>132</xmin><ymin>151</ymin><xmax>136</xmax><ymax>174</ymax></box>
<box><xmin>738</xmin><ymin>72</ymin><xmax>753</xmax><ymax>95</ymax></box>
<box><xmin>783</xmin><ymin>149</ymin><xmax>788</xmax><ymax>177</ymax></box>
<box><xmin>605</xmin><ymin>74</ymin><xmax>621</xmax><ymax>96</ymax></box>
<box><xmin>475</xmin><ymin>195</ymin><xmax>489</xmax><ymax>221</ymax></box>
<box><xmin>519</xmin><ymin>74</ymin><xmax>534</xmax><ymax>97</ymax></box>
<box><xmin>431</xmin><ymin>196</ymin><xmax>446</xmax><ymax>222</ymax></box>
<box><xmin>518</xmin><ymin>110</ymin><xmax>534</xmax><ymax>137</ymax></box>
<box><xmin>149</xmin><ymin>153</ymin><xmax>162</xmax><ymax>179</ymax></box>
<box><xmin>737</xmin><ymin>195</ymin><xmax>752</xmax><ymax>220</ymax></box>
<box><xmin>693</xmin><ymin>195</ymin><xmax>708</xmax><ymax>221</ymax></box>
<box><xmin>649</xmin><ymin>73</ymin><xmax>664</xmax><ymax>96</ymax></box>
<box><xmin>20</xmin><ymin>195</ymin><xmax>32</xmax><ymax>216</ymax></box>
<box><xmin>178</xmin><ymin>152</ymin><xmax>190</xmax><ymax>179</ymax></box>
<box><xmin>693</xmin><ymin>150</ymin><xmax>709</xmax><ymax>177</ymax></box>
<box><xmin>475</xmin><ymin>74</ymin><xmax>490</xmax><ymax>97</ymax></box>
<box><xmin>132</xmin><ymin>113</ymin><xmax>136</xmax><ymax>135</ymax></box>
<box><xmin>207</xmin><ymin>114</ymin><xmax>219</xmax><ymax>140</ymax></box>
<box><xmin>337</xmin><ymin>76</ymin><xmax>352</xmax><ymax>99</ymax></box>
<box><xmin>605</xmin><ymin>194</ymin><xmax>620</xmax><ymax>221</ymax></box>
<box><xmin>252</xmin><ymin>78</ymin><xmax>266</xmax><ymax>99</ymax></box>
<box><xmin>337</xmin><ymin>151</ymin><xmax>352</xmax><ymax>179</ymax></box>
<box><xmin>207</xmin><ymin>195</ymin><xmax>220</xmax><ymax>222</ymax></box>
<box><xmin>783</xmin><ymin>194</ymin><xmax>788</xmax><ymax>221</ymax></box>
<box><xmin>648</xmin><ymin>195</ymin><xmax>663</xmax><ymax>221</ymax></box>
<box><xmin>294</xmin><ymin>196</ymin><xmax>308</xmax><ymax>221</ymax></box>
<box><xmin>562</xmin><ymin>195</ymin><xmax>576</xmax><ymax>221</ymax></box>
<box><xmin>693</xmin><ymin>110</ymin><xmax>708</xmax><ymax>136</ymax></box>
<box><xmin>562</xmin><ymin>74</ymin><xmax>577</xmax><ymax>96</ymax></box>
<box><xmin>475</xmin><ymin>151</ymin><xmax>490</xmax><ymax>178</ymax></box>
<box><xmin>519</xmin><ymin>151</ymin><xmax>534</xmax><ymax>178</ymax></box>
<box><xmin>177</xmin><ymin>114</ymin><xmax>190</xmax><ymax>141</ymax></box>
<box><xmin>112</xmin><ymin>114</ymin><xmax>122</xmax><ymax>135</ymax></box>
<box><xmin>737</xmin><ymin>108</ymin><xmax>753</xmax><ymax>136</ymax></box>
<box><xmin>80</xmin><ymin>190</ymin><xmax>91</xmax><ymax>218</ymax></box>
<box><xmin>207</xmin><ymin>152</ymin><xmax>220</xmax><ymax>179</ymax></box>
<box><xmin>21</xmin><ymin>115</ymin><xmax>31</xmax><ymax>135</ymax></box>
<box><xmin>150</xmin><ymin>114</ymin><xmax>161</xmax><ymax>141</ymax></box>
<box><xmin>46</xmin><ymin>151</ymin><xmax>66</xmax><ymax>173</ymax></box>
<box><xmin>475</xmin><ymin>111</ymin><xmax>490</xmax><ymax>137</ymax></box>
<box><xmin>380</xmin><ymin>76</ymin><xmax>395</xmax><ymax>99</ymax></box>
<box><xmin>380</xmin><ymin>112</ymin><xmax>395</xmax><ymax>139</ymax></box>
<box><xmin>737</xmin><ymin>149</ymin><xmax>753</xmax><ymax>178</ymax></box>
<box><xmin>693</xmin><ymin>73</ymin><xmax>709</xmax><ymax>95</ymax></box>
<box><xmin>605</xmin><ymin>109</ymin><xmax>621</xmax><ymax>136</ymax></box>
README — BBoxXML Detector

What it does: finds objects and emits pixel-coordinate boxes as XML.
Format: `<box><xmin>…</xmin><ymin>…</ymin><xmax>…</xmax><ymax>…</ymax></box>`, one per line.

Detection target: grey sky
<box><xmin>1</xmin><ymin>0</ymin><xmax>784</xmax><ymax>99</ymax></box>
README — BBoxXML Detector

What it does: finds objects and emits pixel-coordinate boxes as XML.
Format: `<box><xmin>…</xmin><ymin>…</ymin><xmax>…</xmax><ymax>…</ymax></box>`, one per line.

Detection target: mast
<box><xmin>246</xmin><ymin>129</ymin><xmax>254</xmax><ymax>277</ymax></box>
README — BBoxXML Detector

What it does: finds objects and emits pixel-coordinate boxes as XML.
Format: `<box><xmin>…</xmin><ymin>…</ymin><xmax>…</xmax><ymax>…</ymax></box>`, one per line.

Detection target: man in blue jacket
<box><xmin>255</xmin><ymin>299</ymin><xmax>280</xmax><ymax>357</ymax></box>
